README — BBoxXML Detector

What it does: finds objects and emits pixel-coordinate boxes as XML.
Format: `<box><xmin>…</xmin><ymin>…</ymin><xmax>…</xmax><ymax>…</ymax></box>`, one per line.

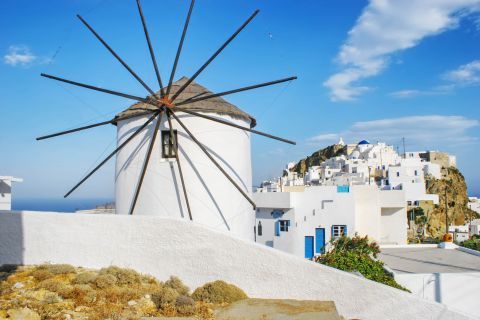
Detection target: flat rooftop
<box><xmin>378</xmin><ymin>247</ymin><xmax>480</xmax><ymax>274</ymax></box>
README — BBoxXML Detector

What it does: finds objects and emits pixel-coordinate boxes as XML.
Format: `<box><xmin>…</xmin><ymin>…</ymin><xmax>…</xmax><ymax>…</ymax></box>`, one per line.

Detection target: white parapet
<box><xmin>0</xmin><ymin>211</ymin><xmax>472</xmax><ymax>320</ymax></box>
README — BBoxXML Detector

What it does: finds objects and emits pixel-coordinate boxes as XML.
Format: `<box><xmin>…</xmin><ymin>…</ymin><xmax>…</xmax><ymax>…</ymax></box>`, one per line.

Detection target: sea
<box><xmin>11</xmin><ymin>198</ymin><xmax>114</xmax><ymax>213</ymax></box>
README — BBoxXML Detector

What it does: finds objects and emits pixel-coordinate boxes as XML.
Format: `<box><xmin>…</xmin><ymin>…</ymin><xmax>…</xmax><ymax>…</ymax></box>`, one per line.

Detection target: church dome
<box><xmin>114</xmin><ymin>77</ymin><xmax>256</xmax><ymax>127</ymax></box>
<box><xmin>358</xmin><ymin>140</ymin><xmax>370</xmax><ymax>145</ymax></box>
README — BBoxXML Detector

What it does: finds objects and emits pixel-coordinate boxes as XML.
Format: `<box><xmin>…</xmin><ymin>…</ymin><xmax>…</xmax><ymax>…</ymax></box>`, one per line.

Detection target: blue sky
<box><xmin>1</xmin><ymin>0</ymin><xmax>479</xmax><ymax>202</ymax></box>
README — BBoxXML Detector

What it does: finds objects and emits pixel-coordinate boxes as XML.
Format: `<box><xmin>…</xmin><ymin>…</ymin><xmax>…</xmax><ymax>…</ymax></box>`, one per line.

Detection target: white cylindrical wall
<box><xmin>115</xmin><ymin>111</ymin><xmax>254</xmax><ymax>240</ymax></box>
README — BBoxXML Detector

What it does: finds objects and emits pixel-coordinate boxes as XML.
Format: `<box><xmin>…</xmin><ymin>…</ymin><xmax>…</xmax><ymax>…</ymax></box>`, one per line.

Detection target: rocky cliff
<box><xmin>424</xmin><ymin>167</ymin><xmax>478</xmax><ymax>237</ymax></box>
<box><xmin>291</xmin><ymin>144</ymin><xmax>347</xmax><ymax>174</ymax></box>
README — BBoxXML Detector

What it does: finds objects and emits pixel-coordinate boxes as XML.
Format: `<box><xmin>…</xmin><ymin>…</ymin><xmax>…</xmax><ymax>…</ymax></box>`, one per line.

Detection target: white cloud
<box><xmin>4</xmin><ymin>45</ymin><xmax>37</xmax><ymax>67</ymax></box>
<box><xmin>443</xmin><ymin>59</ymin><xmax>480</xmax><ymax>83</ymax></box>
<box><xmin>308</xmin><ymin>133</ymin><xmax>340</xmax><ymax>143</ymax></box>
<box><xmin>324</xmin><ymin>0</ymin><xmax>480</xmax><ymax>102</ymax></box>
<box><xmin>308</xmin><ymin>115</ymin><xmax>479</xmax><ymax>148</ymax></box>
<box><xmin>391</xmin><ymin>60</ymin><xmax>480</xmax><ymax>98</ymax></box>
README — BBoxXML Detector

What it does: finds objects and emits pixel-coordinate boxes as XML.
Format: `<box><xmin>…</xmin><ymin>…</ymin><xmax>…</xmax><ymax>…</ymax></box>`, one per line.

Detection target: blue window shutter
<box><xmin>344</xmin><ymin>225</ymin><xmax>347</xmax><ymax>236</ymax></box>
<box><xmin>275</xmin><ymin>221</ymin><xmax>280</xmax><ymax>236</ymax></box>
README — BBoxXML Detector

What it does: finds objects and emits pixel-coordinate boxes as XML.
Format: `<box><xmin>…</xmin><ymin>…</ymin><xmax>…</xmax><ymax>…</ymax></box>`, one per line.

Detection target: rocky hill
<box><xmin>291</xmin><ymin>144</ymin><xmax>346</xmax><ymax>174</ymax></box>
<box><xmin>425</xmin><ymin>167</ymin><xmax>479</xmax><ymax>237</ymax></box>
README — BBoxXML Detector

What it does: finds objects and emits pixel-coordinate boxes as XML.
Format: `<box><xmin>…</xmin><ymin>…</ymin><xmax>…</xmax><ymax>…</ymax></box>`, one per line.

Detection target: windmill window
<box><xmin>162</xmin><ymin>130</ymin><xmax>178</xmax><ymax>159</ymax></box>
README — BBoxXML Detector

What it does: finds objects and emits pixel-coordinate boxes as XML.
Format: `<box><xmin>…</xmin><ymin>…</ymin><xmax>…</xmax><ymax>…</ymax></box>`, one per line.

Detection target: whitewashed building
<box><xmin>468</xmin><ymin>197</ymin><xmax>480</xmax><ymax>214</ymax></box>
<box><xmin>274</xmin><ymin>140</ymin><xmax>440</xmax><ymax>206</ymax></box>
<box><xmin>0</xmin><ymin>176</ymin><xmax>22</xmax><ymax>211</ymax></box>
<box><xmin>254</xmin><ymin>185</ymin><xmax>407</xmax><ymax>258</ymax></box>
<box><xmin>115</xmin><ymin>77</ymin><xmax>255</xmax><ymax>240</ymax></box>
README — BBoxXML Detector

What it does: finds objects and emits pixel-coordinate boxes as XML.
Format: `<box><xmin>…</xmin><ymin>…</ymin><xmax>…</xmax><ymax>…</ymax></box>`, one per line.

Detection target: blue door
<box><xmin>304</xmin><ymin>236</ymin><xmax>314</xmax><ymax>259</ymax></box>
<box><xmin>315</xmin><ymin>228</ymin><xmax>325</xmax><ymax>254</ymax></box>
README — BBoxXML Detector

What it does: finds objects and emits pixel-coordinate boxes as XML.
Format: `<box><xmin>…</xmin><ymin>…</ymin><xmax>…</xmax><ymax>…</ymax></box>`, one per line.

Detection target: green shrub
<box><xmin>192</xmin><ymin>280</ymin><xmax>248</xmax><ymax>304</ymax></box>
<box><xmin>38</xmin><ymin>278</ymin><xmax>70</xmax><ymax>293</ymax></box>
<box><xmin>31</xmin><ymin>269</ymin><xmax>54</xmax><ymax>281</ymax></box>
<box><xmin>38</xmin><ymin>264</ymin><xmax>76</xmax><ymax>275</ymax></box>
<box><xmin>99</xmin><ymin>266</ymin><xmax>141</xmax><ymax>286</ymax></box>
<box><xmin>73</xmin><ymin>272</ymin><xmax>97</xmax><ymax>285</ymax></box>
<box><xmin>151</xmin><ymin>287</ymin><xmax>179</xmax><ymax>309</ymax></box>
<box><xmin>175</xmin><ymin>295</ymin><xmax>196</xmax><ymax>315</ymax></box>
<box><xmin>460</xmin><ymin>238</ymin><xmax>480</xmax><ymax>251</ymax></box>
<box><xmin>164</xmin><ymin>276</ymin><xmax>189</xmax><ymax>296</ymax></box>
<box><xmin>95</xmin><ymin>274</ymin><xmax>117</xmax><ymax>289</ymax></box>
<box><xmin>316</xmin><ymin>234</ymin><xmax>409</xmax><ymax>291</ymax></box>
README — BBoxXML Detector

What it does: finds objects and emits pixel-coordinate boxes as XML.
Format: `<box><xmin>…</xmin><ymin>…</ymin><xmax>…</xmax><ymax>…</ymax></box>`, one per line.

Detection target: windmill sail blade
<box><xmin>129</xmin><ymin>110</ymin><xmax>165</xmax><ymax>215</ymax></box>
<box><xmin>174</xmin><ymin>107</ymin><xmax>296</xmax><ymax>145</ymax></box>
<box><xmin>166</xmin><ymin>0</ymin><xmax>195</xmax><ymax>97</ymax></box>
<box><xmin>176</xmin><ymin>76</ymin><xmax>297</xmax><ymax>106</ymax></box>
<box><xmin>169</xmin><ymin>109</ymin><xmax>256</xmax><ymax>209</ymax></box>
<box><xmin>167</xmin><ymin>113</ymin><xmax>193</xmax><ymax>220</ymax></box>
<box><xmin>36</xmin><ymin>110</ymin><xmax>155</xmax><ymax>141</ymax></box>
<box><xmin>41</xmin><ymin>73</ymin><xmax>150</xmax><ymax>104</ymax></box>
<box><xmin>77</xmin><ymin>14</ymin><xmax>156</xmax><ymax>96</ymax></box>
<box><xmin>136</xmin><ymin>0</ymin><xmax>165</xmax><ymax>96</ymax></box>
<box><xmin>170</xmin><ymin>9</ymin><xmax>260</xmax><ymax>102</ymax></box>
<box><xmin>64</xmin><ymin>110</ymin><xmax>160</xmax><ymax>198</ymax></box>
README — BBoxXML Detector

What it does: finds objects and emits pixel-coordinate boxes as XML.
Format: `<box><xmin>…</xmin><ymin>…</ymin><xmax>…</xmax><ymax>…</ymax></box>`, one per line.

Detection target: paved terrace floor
<box><xmin>378</xmin><ymin>247</ymin><xmax>480</xmax><ymax>274</ymax></box>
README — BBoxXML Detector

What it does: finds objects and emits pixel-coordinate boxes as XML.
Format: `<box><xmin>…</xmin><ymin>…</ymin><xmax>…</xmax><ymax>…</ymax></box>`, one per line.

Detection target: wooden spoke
<box><xmin>64</xmin><ymin>110</ymin><xmax>161</xmax><ymax>198</ymax></box>
<box><xmin>174</xmin><ymin>107</ymin><xmax>296</xmax><ymax>145</ymax></box>
<box><xmin>170</xmin><ymin>9</ymin><xmax>260</xmax><ymax>102</ymax></box>
<box><xmin>168</xmin><ymin>109</ymin><xmax>256</xmax><ymax>209</ymax></box>
<box><xmin>41</xmin><ymin>73</ymin><xmax>150</xmax><ymax>104</ymax></box>
<box><xmin>129</xmin><ymin>110</ymin><xmax>165</xmax><ymax>215</ymax></box>
<box><xmin>166</xmin><ymin>0</ymin><xmax>195</xmax><ymax>97</ymax></box>
<box><xmin>166</xmin><ymin>113</ymin><xmax>193</xmax><ymax>220</ymax></box>
<box><xmin>36</xmin><ymin>111</ymin><xmax>155</xmax><ymax>141</ymax></box>
<box><xmin>176</xmin><ymin>76</ymin><xmax>297</xmax><ymax>106</ymax></box>
<box><xmin>136</xmin><ymin>0</ymin><xmax>165</xmax><ymax>96</ymax></box>
<box><xmin>77</xmin><ymin>14</ymin><xmax>156</xmax><ymax>96</ymax></box>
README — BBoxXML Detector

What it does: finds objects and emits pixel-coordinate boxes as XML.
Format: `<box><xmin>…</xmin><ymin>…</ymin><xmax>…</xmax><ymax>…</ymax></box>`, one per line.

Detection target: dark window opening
<box><xmin>162</xmin><ymin>130</ymin><xmax>178</xmax><ymax>159</ymax></box>
<box><xmin>279</xmin><ymin>220</ymin><xmax>290</xmax><ymax>232</ymax></box>
<box><xmin>257</xmin><ymin>221</ymin><xmax>262</xmax><ymax>236</ymax></box>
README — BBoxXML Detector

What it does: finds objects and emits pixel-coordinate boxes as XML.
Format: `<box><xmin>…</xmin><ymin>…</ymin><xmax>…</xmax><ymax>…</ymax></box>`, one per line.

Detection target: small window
<box><xmin>396</xmin><ymin>172</ymin><xmax>400</xmax><ymax>177</ymax></box>
<box><xmin>257</xmin><ymin>221</ymin><xmax>262</xmax><ymax>236</ymax></box>
<box><xmin>279</xmin><ymin>220</ymin><xmax>290</xmax><ymax>232</ymax></box>
<box><xmin>414</xmin><ymin>170</ymin><xmax>418</xmax><ymax>176</ymax></box>
<box><xmin>332</xmin><ymin>225</ymin><xmax>347</xmax><ymax>239</ymax></box>
<box><xmin>162</xmin><ymin>130</ymin><xmax>178</xmax><ymax>158</ymax></box>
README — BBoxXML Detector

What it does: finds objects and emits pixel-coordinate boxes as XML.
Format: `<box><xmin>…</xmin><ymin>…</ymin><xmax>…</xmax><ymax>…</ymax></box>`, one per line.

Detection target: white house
<box><xmin>253</xmin><ymin>185</ymin><xmax>407</xmax><ymax>258</ymax></box>
<box><xmin>278</xmin><ymin>140</ymin><xmax>440</xmax><ymax>207</ymax></box>
<box><xmin>0</xmin><ymin>176</ymin><xmax>23</xmax><ymax>211</ymax></box>
<box><xmin>114</xmin><ymin>77</ymin><xmax>255</xmax><ymax>240</ymax></box>
<box><xmin>468</xmin><ymin>197</ymin><xmax>480</xmax><ymax>214</ymax></box>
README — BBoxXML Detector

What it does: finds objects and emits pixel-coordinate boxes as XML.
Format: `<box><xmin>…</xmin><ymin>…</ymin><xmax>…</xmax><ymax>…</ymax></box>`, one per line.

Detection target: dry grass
<box><xmin>192</xmin><ymin>280</ymin><xmax>248</xmax><ymax>304</ymax></box>
<box><xmin>0</xmin><ymin>264</ymin><xmax>247</xmax><ymax>319</ymax></box>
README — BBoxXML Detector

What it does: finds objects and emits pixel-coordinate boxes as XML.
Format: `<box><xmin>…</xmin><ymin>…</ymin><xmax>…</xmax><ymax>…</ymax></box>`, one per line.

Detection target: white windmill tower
<box><xmin>37</xmin><ymin>0</ymin><xmax>296</xmax><ymax>241</ymax></box>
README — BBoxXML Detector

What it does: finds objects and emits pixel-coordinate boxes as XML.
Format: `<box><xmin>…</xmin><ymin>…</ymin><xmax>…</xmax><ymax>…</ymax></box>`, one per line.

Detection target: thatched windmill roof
<box><xmin>114</xmin><ymin>77</ymin><xmax>256</xmax><ymax>128</ymax></box>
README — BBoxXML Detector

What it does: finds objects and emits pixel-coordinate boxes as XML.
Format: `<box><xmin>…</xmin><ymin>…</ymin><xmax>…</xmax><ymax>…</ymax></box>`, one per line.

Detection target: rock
<box><xmin>291</xmin><ymin>144</ymin><xmax>346</xmax><ymax>174</ymax></box>
<box><xmin>7</xmin><ymin>307</ymin><xmax>41</xmax><ymax>320</ymax></box>
<box><xmin>425</xmin><ymin>167</ymin><xmax>478</xmax><ymax>237</ymax></box>
<box><xmin>12</xmin><ymin>282</ymin><xmax>24</xmax><ymax>289</ymax></box>
<box><xmin>128</xmin><ymin>300</ymin><xmax>137</xmax><ymax>306</ymax></box>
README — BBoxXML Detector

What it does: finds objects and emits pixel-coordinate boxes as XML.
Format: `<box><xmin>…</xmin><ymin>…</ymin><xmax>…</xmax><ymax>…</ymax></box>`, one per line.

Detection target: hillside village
<box><xmin>254</xmin><ymin>139</ymin><xmax>479</xmax><ymax>257</ymax></box>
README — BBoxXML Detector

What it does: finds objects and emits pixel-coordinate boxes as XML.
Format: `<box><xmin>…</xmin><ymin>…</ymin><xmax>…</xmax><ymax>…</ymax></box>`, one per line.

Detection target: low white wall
<box><xmin>0</xmin><ymin>211</ymin><xmax>472</xmax><ymax>320</ymax></box>
<box><xmin>395</xmin><ymin>273</ymin><xmax>480</xmax><ymax>319</ymax></box>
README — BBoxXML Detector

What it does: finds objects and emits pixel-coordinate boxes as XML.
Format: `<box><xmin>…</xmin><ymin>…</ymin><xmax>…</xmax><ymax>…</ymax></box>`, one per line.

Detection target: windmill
<box><xmin>38</xmin><ymin>0</ymin><xmax>296</xmax><ymax>239</ymax></box>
